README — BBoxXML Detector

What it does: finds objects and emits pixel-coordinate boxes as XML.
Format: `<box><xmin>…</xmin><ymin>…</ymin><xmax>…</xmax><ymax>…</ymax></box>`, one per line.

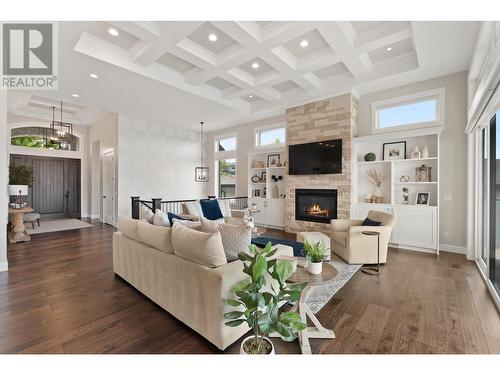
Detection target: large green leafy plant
<box><xmin>224</xmin><ymin>242</ymin><xmax>307</xmax><ymax>354</ymax></box>
<box><xmin>9</xmin><ymin>162</ymin><xmax>35</xmax><ymax>187</ymax></box>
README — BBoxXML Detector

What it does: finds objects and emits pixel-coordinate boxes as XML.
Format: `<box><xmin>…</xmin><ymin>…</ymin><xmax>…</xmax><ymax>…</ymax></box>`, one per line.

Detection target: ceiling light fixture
<box><xmin>89</xmin><ymin>73</ymin><xmax>98</xmax><ymax>79</ymax></box>
<box><xmin>195</xmin><ymin>122</ymin><xmax>209</xmax><ymax>182</ymax></box>
<box><xmin>386</xmin><ymin>47</ymin><xmax>393</xmax><ymax>51</ymax></box>
<box><xmin>208</xmin><ymin>33</ymin><xmax>218</xmax><ymax>42</ymax></box>
<box><xmin>300</xmin><ymin>39</ymin><xmax>309</xmax><ymax>48</ymax></box>
<box><xmin>43</xmin><ymin>102</ymin><xmax>74</xmax><ymax>149</ymax></box>
<box><xmin>108</xmin><ymin>28</ymin><xmax>119</xmax><ymax>36</ymax></box>
<box><xmin>251</xmin><ymin>62</ymin><xmax>260</xmax><ymax>69</ymax></box>
<box><xmin>248</xmin><ymin>94</ymin><xmax>254</xmax><ymax>99</ymax></box>
<box><xmin>71</xmin><ymin>94</ymin><xmax>79</xmax><ymax>98</ymax></box>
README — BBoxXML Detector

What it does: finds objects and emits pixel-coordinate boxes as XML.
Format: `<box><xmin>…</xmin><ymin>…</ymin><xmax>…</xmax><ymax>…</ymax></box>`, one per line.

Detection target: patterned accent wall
<box><xmin>285</xmin><ymin>93</ymin><xmax>357</xmax><ymax>233</ymax></box>
<box><xmin>118</xmin><ymin>115</ymin><xmax>206</xmax><ymax>218</ymax></box>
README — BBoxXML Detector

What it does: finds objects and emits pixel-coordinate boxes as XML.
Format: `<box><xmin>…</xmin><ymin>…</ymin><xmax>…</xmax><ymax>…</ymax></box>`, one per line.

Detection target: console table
<box><xmin>8</xmin><ymin>207</ymin><xmax>33</xmax><ymax>243</ymax></box>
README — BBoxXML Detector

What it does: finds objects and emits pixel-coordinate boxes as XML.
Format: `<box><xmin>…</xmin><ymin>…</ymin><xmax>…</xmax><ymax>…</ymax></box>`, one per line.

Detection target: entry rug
<box><xmin>26</xmin><ymin>219</ymin><xmax>93</xmax><ymax>235</ymax></box>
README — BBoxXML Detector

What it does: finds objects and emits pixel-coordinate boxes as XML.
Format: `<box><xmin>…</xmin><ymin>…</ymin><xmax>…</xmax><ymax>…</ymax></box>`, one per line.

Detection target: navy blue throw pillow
<box><xmin>361</xmin><ymin>217</ymin><xmax>381</xmax><ymax>226</ymax></box>
<box><xmin>200</xmin><ymin>199</ymin><xmax>224</xmax><ymax>220</ymax></box>
<box><xmin>168</xmin><ymin>212</ymin><xmax>188</xmax><ymax>226</ymax></box>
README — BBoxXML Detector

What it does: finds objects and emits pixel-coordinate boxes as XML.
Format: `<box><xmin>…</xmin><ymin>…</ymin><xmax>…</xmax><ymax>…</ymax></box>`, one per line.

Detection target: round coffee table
<box><xmin>281</xmin><ymin>260</ymin><xmax>338</xmax><ymax>354</ymax></box>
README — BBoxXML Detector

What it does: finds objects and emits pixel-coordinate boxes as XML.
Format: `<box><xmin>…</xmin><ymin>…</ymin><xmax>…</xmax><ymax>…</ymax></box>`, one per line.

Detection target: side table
<box><xmin>361</xmin><ymin>230</ymin><xmax>381</xmax><ymax>275</ymax></box>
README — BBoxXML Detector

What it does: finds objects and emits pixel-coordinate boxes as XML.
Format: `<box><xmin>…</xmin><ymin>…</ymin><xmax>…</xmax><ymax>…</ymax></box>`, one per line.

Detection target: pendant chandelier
<box><xmin>195</xmin><ymin>121</ymin><xmax>209</xmax><ymax>182</ymax></box>
<box><xmin>44</xmin><ymin>101</ymin><xmax>73</xmax><ymax>147</ymax></box>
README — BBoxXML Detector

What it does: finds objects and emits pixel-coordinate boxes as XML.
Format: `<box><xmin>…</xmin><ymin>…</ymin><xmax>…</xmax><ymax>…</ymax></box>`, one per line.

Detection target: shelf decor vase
<box><xmin>306</xmin><ymin>259</ymin><xmax>323</xmax><ymax>275</ymax></box>
<box><xmin>422</xmin><ymin>144</ymin><xmax>429</xmax><ymax>158</ymax></box>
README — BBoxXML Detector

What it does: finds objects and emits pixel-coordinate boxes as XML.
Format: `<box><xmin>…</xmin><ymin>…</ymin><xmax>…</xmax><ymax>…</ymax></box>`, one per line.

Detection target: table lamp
<box><xmin>9</xmin><ymin>185</ymin><xmax>28</xmax><ymax>207</ymax></box>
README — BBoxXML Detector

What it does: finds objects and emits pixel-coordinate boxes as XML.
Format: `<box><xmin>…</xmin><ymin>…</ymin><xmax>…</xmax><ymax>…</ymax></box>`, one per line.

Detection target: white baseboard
<box><xmin>0</xmin><ymin>260</ymin><xmax>8</xmax><ymax>272</ymax></box>
<box><xmin>439</xmin><ymin>243</ymin><xmax>468</xmax><ymax>255</ymax></box>
<box><xmin>90</xmin><ymin>214</ymin><xmax>100</xmax><ymax>219</ymax></box>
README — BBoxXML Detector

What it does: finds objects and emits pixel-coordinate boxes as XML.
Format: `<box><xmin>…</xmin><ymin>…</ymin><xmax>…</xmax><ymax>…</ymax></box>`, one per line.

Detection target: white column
<box><xmin>0</xmin><ymin>90</ymin><xmax>8</xmax><ymax>272</ymax></box>
<box><xmin>466</xmin><ymin>132</ymin><xmax>475</xmax><ymax>261</ymax></box>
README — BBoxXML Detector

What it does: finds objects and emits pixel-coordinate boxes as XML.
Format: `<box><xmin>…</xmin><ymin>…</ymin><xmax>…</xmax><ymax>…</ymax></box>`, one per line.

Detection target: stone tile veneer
<box><xmin>285</xmin><ymin>93</ymin><xmax>357</xmax><ymax>233</ymax></box>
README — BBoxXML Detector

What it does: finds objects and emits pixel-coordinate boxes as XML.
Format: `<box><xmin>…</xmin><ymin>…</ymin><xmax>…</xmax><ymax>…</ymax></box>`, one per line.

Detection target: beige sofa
<box><xmin>330</xmin><ymin>210</ymin><xmax>396</xmax><ymax>264</ymax></box>
<box><xmin>113</xmin><ymin>217</ymin><xmax>293</xmax><ymax>350</ymax></box>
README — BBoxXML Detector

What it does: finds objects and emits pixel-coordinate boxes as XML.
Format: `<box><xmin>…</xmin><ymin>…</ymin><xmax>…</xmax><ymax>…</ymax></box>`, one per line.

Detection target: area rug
<box><xmin>26</xmin><ymin>219</ymin><xmax>93</xmax><ymax>235</ymax></box>
<box><xmin>251</xmin><ymin>236</ymin><xmax>361</xmax><ymax>313</ymax></box>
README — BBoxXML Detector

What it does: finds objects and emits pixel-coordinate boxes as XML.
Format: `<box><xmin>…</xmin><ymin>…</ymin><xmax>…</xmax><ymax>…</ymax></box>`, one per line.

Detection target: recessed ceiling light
<box><xmin>89</xmin><ymin>73</ymin><xmax>99</xmax><ymax>79</ymax></box>
<box><xmin>300</xmin><ymin>39</ymin><xmax>309</xmax><ymax>48</ymax></box>
<box><xmin>251</xmin><ymin>62</ymin><xmax>260</xmax><ymax>69</ymax></box>
<box><xmin>386</xmin><ymin>47</ymin><xmax>393</xmax><ymax>51</ymax></box>
<box><xmin>72</xmin><ymin>94</ymin><xmax>79</xmax><ymax>98</ymax></box>
<box><xmin>108</xmin><ymin>28</ymin><xmax>119</xmax><ymax>36</ymax></box>
<box><xmin>248</xmin><ymin>94</ymin><xmax>254</xmax><ymax>99</ymax></box>
<box><xmin>208</xmin><ymin>33</ymin><xmax>218</xmax><ymax>42</ymax></box>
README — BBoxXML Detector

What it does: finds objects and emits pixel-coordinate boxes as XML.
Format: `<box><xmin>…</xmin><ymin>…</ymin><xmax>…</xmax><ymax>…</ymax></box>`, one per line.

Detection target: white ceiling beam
<box><xmin>353</xmin><ymin>21</ymin><xmax>412</xmax><ymax>49</ymax></box>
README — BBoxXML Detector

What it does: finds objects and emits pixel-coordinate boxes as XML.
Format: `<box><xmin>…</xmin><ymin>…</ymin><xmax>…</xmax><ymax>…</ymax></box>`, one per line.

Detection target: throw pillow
<box><xmin>200</xmin><ymin>217</ymin><xmax>225</xmax><ymax>233</ymax></box>
<box><xmin>168</xmin><ymin>212</ymin><xmax>186</xmax><ymax>226</ymax></box>
<box><xmin>171</xmin><ymin>222</ymin><xmax>227</xmax><ymax>268</ymax></box>
<box><xmin>184</xmin><ymin>201</ymin><xmax>203</xmax><ymax>217</ymax></box>
<box><xmin>140</xmin><ymin>206</ymin><xmax>154</xmax><ymax>223</ymax></box>
<box><xmin>218</xmin><ymin>223</ymin><xmax>252</xmax><ymax>262</ymax></box>
<box><xmin>118</xmin><ymin>217</ymin><xmax>140</xmax><ymax>240</ymax></box>
<box><xmin>200</xmin><ymin>199</ymin><xmax>224</xmax><ymax>220</ymax></box>
<box><xmin>362</xmin><ymin>217</ymin><xmax>381</xmax><ymax>226</ymax></box>
<box><xmin>137</xmin><ymin>220</ymin><xmax>173</xmax><ymax>253</ymax></box>
<box><xmin>218</xmin><ymin>200</ymin><xmax>232</xmax><ymax>218</ymax></box>
<box><xmin>172</xmin><ymin>218</ymin><xmax>201</xmax><ymax>230</ymax></box>
<box><xmin>153</xmin><ymin>209</ymin><xmax>170</xmax><ymax>227</ymax></box>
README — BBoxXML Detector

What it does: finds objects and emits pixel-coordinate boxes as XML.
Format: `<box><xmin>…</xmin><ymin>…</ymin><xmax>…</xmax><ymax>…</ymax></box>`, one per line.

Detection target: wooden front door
<box><xmin>10</xmin><ymin>155</ymin><xmax>81</xmax><ymax>219</ymax></box>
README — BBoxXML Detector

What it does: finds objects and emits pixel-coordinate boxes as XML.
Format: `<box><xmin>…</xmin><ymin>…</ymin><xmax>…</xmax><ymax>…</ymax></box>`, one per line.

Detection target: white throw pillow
<box><xmin>140</xmin><ymin>206</ymin><xmax>154</xmax><ymax>223</ymax></box>
<box><xmin>218</xmin><ymin>223</ymin><xmax>252</xmax><ymax>262</ymax></box>
<box><xmin>172</xmin><ymin>218</ymin><xmax>201</xmax><ymax>230</ymax></box>
<box><xmin>185</xmin><ymin>200</ymin><xmax>204</xmax><ymax>217</ymax></box>
<box><xmin>200</xmin><ymin>217</ymin><xmax>225</xmax><ymax>233</ymax></box>
<box><xmin>218</xmin><ymin>200</ymin><xmax>232</xmax><ymax>218</ymax></box>
<box><xmin>153</xmin><ymin>209</ymin><xmax>171</xmax><ymax>227</ymax></box>
<box><xmin>171</xmin><ymin>222</ymin><xmax>227</xmax><ymax>268</ymax></box>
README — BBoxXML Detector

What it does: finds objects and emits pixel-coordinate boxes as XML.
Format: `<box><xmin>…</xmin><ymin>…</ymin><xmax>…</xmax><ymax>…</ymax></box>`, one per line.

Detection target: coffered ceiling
<box><xmin>18</xmin><ymin>21</ymin><xmax>479</xmax><ymax>131</ymax></box>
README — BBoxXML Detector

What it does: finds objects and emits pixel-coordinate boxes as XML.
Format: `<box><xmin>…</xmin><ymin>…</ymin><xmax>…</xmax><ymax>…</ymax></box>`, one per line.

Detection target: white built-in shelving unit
<box><xmin>247</xmin><ymin>145</ymin><xmax>286</xmax><ymax>229</ymax></box>
<box><xmin>352</xmin><ymin>126</ymin><xmax>443</xmax><ymax>253</ymax></box>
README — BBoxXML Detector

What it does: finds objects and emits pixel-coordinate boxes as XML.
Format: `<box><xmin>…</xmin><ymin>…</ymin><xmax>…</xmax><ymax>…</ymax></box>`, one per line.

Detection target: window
<box><xmin>372</xmin><ymin>88</ymin><xmax>445</xmax><ymax>133</ymax></box>
<box><xmin>255</xmin><ymin>126</ymin><xmax>285</xmax><ymax>148</ymax></box>
<box><xmin>217</xmin><ymin>158</ymin><xmax>236</xmax><ymax>197</ymax></box>
<box><xmin>215</xmin><ymin>136</ymin><xmax>236</xmax><ymax>152</ymax></box>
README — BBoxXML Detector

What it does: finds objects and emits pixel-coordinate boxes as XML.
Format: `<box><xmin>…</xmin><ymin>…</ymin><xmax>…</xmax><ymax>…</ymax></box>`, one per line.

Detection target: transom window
<box><xmin>215</xmin><ymin>136</ymin><xmax>236</xmax><ymax>152</ymax></box>
<box><xmin>372</xmin><ymin>88</ymin><xmax>445</xmax><ymax>133</ymax></box>
<box><xmin>255</xmin><ymin>126</ymin><xmax>285</xmax><ymax>148</ymax></box>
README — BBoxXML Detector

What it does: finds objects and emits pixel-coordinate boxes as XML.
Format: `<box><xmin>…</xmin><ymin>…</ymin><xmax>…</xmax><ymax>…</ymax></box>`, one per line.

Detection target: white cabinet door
<box><xmin>393</xmin><ymin>206</ymin><xmax>437</xmax><ymax>249</ymax></box>
<box><xmin>248</xmin><ymin>199</ymin><xmax>267</xmax><ymax>226</ymax></box>
<box><xmin>266</xmin><ymin>199</ymin><xmax>285</xmax><ymax>228</ymax></box>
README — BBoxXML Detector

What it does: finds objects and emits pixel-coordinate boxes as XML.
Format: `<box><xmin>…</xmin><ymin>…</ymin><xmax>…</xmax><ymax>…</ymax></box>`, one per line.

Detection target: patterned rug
<box><xmin>26</xmin><ymin>219</ymin><xmax>93</xmax><ymax>235</ymax></box>
<box><xmin>252</xmin><ymin>236</ymin><xmax>361</xmax><ymax>313</ymax></box>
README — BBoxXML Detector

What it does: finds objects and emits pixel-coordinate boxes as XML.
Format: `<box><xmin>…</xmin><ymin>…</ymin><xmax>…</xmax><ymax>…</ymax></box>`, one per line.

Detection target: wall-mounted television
<box><xmin>288</xmin><ymin>139</ymin><xmax>342</xmax><ymax>175</ymax></box>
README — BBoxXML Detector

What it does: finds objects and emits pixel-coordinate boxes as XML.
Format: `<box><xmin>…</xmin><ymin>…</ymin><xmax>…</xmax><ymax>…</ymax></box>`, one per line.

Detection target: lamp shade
<box><xmin>9</xmin><ymin>185</ymin><xmax>28</xmax><ymax>196</ymax></box>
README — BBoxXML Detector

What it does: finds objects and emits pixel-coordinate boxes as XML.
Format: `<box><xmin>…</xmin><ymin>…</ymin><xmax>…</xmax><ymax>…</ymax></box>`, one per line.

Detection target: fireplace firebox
<box><xmin>295</xmin><ymin>189</ymin><xmax>338</xmax><ymax>223</ymax></box>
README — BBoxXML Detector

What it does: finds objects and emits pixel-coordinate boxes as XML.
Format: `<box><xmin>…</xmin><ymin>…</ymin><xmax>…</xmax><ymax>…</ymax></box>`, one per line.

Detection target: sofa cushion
<box><xmin>200</xmin><ymin>199</ymin><xmax>224</xmax><ymax>220</ymax></box>
<box><xmin>172</xmin><ymin>218</ymin><xmax>201</xmax><ymax>230</ymax></box>
<box><xmin>137</xmin><ymin>220</ymin><xmax>174</xmax><ymax>253</ymax></box>
<box><xmin>184</xmin><ymin>201</ymin><xmax>203</xmax><ymax>217</ymax></box>
<box><xmin>218</xmin><ymin>200</ymin><xmax>232</xmax><ymax>218</ymax></box>
<box><xmin>140</xmin><ymin>206</ymin><xmax>154</xmax><ymax>223</ymax></box>
<box><xmin>171</xmin><ymin>222</ymin><xmax>227</xmax><ymax>268</ymax></box>
<box><xmin>118</xmin><ymin>217</ymin><xmax>140</xmax><ymax>240</ymax></box>
<box><xmin>332</xmin><ymin>232</ymin><xmax>347</xmax><ymax>248</ymax></box>
<box><xmin>218</xmin><ymin>223</ymin><xmax>252</xmax><ymax>262</ymax></box>
<box><xmin>200</xmin><ymin>217</ymin><xmax>225</xmax><ymax>233</ymax></box>
<box><xmin>153</xmin><ymin>209</ymin><xmax>170</xmax><ymax>227</ymax></box>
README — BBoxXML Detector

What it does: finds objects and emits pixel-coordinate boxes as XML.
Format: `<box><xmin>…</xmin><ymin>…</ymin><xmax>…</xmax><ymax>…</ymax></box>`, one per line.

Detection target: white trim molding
<box><xmin>439</xmin><ymin>243</ymin><xmax>468</xmax><ymax>256</ymax></box>
<box><xmin>253</xmin><ymin>122</ymin><xmax>286</xmax><ymax>149</ymax></box>
<box><xmin>371</xmin><ymin>87</ymin><xmax>446</xmax><ymax>134</ymax></box>
<box><xmin>0</xmin><ymin>260</ymin><xmax>8</xmax><ymax>272</ymax></box>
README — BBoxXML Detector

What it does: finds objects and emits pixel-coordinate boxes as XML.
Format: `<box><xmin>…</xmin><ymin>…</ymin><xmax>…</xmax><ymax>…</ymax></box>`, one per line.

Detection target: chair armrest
<box><xmin>331</xmin><ymin>219</ymin><xmax>363</xmax><ymax>232</ymax></box>
<box><xmin>349</xmin><ymin>225</ymin><xmax>391</xmax><ymax>235</ymax></box>
<box><xmin>230</xmin><ymin>209</ymin><xmax>246</xmax><ymax>219</ymax></box>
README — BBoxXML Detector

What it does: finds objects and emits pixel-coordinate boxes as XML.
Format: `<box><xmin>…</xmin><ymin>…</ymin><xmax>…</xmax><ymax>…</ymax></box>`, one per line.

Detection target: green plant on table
<box><xmin>224</xmin><ymin>242</ymin><xmax>307</xmax><ymax>354</ymax></box>
<box><xmin>303</xmin><ymin>239</ymin><xmax>327</xmax><ymax>263</ymax></box>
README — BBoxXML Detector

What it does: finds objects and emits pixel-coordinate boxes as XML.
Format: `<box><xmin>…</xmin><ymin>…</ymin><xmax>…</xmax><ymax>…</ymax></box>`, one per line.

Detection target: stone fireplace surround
<box><xmin>285</xmin><ymin>93</ymin><xmax>357</xmax><ymax>234</ymax></box>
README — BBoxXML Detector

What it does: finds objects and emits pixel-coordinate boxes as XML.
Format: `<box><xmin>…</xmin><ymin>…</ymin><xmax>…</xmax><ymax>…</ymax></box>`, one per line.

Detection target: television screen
<box><xmin>288</xmin><ymin>139</ymin><xmax>342</xmax><ymax>175</ymax></box>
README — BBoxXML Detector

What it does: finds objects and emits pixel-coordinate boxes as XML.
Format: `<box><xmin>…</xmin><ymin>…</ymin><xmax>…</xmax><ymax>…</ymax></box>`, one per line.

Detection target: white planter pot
<box><xmin>240</xmin><ymin>335</ymin><xmax>275</xmax><ymax>354</ymax></box>
<box><xmin>306</xmin><ymin>259</ymin><xmax>323</xmax><ymax>275</ymax></box>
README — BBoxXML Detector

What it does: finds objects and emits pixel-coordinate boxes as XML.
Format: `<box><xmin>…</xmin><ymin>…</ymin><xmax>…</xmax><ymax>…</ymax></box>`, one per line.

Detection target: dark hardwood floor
<box><xmin>1</xmin><ymin>220</ymin><xmax>499</xmax><ymax>354</ymax></box>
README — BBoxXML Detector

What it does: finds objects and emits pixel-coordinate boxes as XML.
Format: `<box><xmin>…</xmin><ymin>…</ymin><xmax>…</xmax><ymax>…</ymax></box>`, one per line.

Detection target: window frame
<box><xmin>254</xmin><ymin>123</ymin><xmax>286</xmax><ymax>149</ymax></box>
<box><xmin>215</xmin><ymin>157</ymin><xmax>237</xmax><ymax>198</ymax></box>
<box><xmin>371</xmin><ymin>88</ymin><xmax>446</xmax><ymax>134</ymax></box>
<box><xmin>214</xmin><ymin>133</ymin><xmax>237</xmax><ymax>155</ymax></box>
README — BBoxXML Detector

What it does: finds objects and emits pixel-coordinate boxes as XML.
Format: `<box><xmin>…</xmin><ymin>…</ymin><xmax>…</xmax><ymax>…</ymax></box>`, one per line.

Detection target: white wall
<box><xmin>0</xmin><ymin>91</ymin><xmax>8</xmax><ymax>272</ymax></box>
<box><xmin>357</xmin><ymin>72</ymin><xmax>468</xmax><ymax>250</ymax></box>
<box><xmin>117</xmin><ymin>114</ymin><xmax>206</xmax><ymax>218</ymax></box>
<box><xmin>206</xmin><ymin>115</ymin><xmax>285</xmax><ymax>197</ymax></box>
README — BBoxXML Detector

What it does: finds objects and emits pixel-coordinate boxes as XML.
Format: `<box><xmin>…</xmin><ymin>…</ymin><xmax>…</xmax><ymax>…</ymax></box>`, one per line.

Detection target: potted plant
<box><xmin>224</xmin><ymin>242</ymin><xmax>308</xmax><ymax>354</ymax></box>
<box><xmin>8</xmin><ymin>163</ymin><xmax>34</xmax><ymax>207</ymax></box>
<box><xmin>303</xmin><ymin>239</ymin><xmax>327</xmax><ymax>275</ymax></box>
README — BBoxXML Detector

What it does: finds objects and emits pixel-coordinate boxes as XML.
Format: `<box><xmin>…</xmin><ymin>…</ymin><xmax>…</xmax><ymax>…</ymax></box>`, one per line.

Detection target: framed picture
<box><xmin>253</xmin><ymin>189</ymin><xmax>261</xmax><ymax>197</ymax></box>
<box><xmin>267</xmin><ymin>154</ymin><xmax>281</xmax><ymax>167</ymax></box>
<box><xmin>382</xmin><ymin>141</ymin><xmax>406</xmax><ymax>160</ymax></box>
<box><xmin>415</xmin><ymin>192</ymin><xmax>430</xmax><ymax>205</ymax></box>
<box><xmin>260</xmin><ymin>171</ymin><xmax>267</xmax><ymax>182</ymax></box>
